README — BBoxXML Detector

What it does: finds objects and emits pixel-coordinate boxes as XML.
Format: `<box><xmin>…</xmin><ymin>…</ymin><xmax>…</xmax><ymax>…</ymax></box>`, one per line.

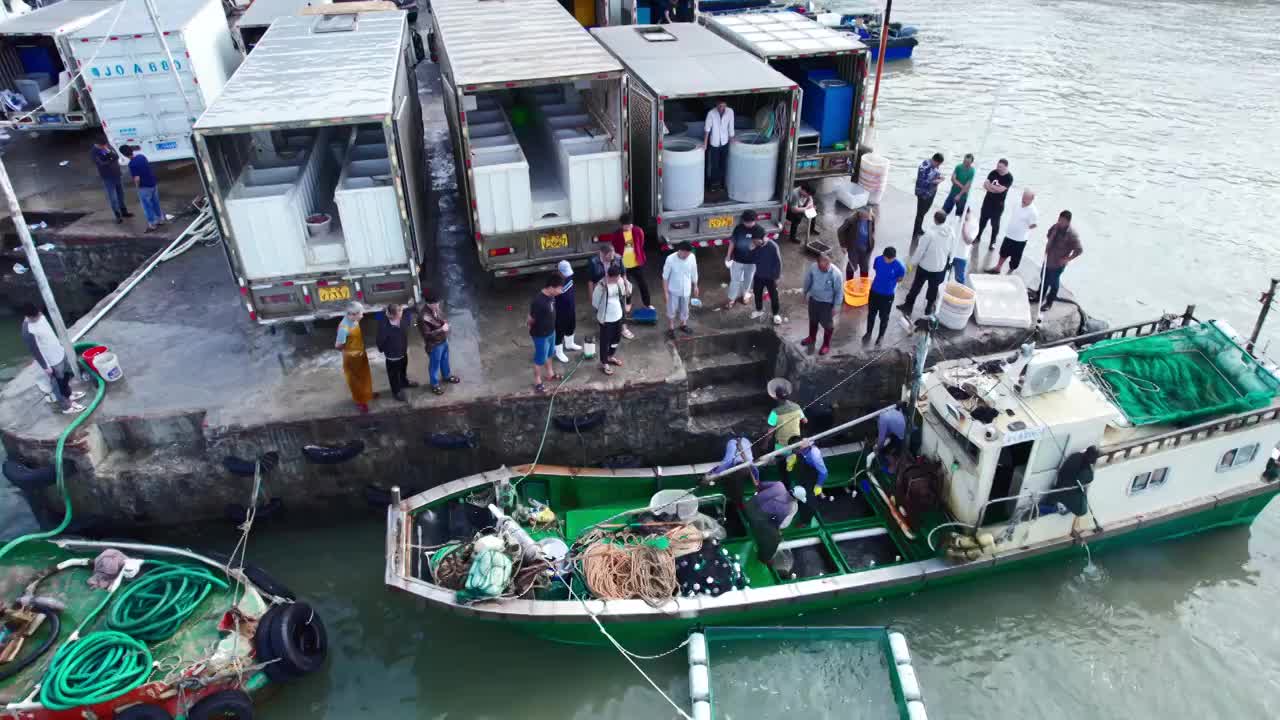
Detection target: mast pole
<box><xmin>1248</xmin><ymin>279</ymin><xmax>1279</xmax><ymax>354</ymax></box>
<box><xmin>867</xmin><ymin>0</ymin><xmax>892</xmax><ymax>134</ymax></box>
<box><xmin>898</xmin><ymin>317</ymin><xmax>932</xmax><ymax>476</ymax></box>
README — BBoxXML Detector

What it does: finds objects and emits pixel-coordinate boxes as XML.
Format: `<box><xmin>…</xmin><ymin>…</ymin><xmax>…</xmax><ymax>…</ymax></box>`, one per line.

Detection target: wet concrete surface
<box><xmin>0</xmin><ymin>58</ymin><xmax>1086</xmax><ymax>526</ymax></box>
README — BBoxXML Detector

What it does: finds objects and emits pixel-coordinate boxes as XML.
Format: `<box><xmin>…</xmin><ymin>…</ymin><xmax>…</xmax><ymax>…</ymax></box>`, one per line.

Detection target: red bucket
<box><xmin>81</xmin><ymin>345</ymin><xmax>109</xmax><ymax>375</ymax></box>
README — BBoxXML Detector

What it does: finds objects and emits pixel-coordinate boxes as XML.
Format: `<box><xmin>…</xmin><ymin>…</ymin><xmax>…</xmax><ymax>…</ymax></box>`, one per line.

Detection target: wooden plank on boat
<box><xmin>302</xmin><ymin>1</ymin><xmax>397</xmax><ymax>14</ymax></box>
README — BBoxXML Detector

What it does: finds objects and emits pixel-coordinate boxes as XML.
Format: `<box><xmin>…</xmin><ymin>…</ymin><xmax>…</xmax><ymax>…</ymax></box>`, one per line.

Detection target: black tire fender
<box><xmin>301</xmin><ymin>441</ymin><xmax>365</xmax><ymax>465</ymax></box>
<box><xmin>203</xmin><ymin>551</ymin><xmax>296</xmax><ymax>601</ymax></box>
<box><xmin>187</xmin><ymin>689</ymin><xmax>253</xmax><ymax>720</ymax></box>
<box><xmin>426</xmin><ymin>431</ymin><xmax>477</xmax><ymax>450</ymax></box>
<box><xmin>552</xmin><ymin>410</ymin><xmax>606</xmax><ymax>433</ymax></box>
<box><xmin>114</xmin><ymin>703</ymin><xmax>173</xmax><ymax>720</ymax></box>
<box><xmin>3</xmin><ymin>457</ymin><xmax>75</xmax><ymax>493</ymax></box>
<box><xmin>256</xmin><ymin>602</ymin><xmax>327</xmax><ymax>681</ymax></box>
<box><xmin>222</xmin><ymin>452</ymin><xmax>280</xmax><ymax>478</ymax></box>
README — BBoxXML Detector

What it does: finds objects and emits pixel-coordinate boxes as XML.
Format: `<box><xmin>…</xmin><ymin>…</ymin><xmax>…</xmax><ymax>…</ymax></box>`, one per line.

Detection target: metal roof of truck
<box><xmin>238</xmin><ymin>0</ymin><xmax>331</xmax><ymax>30</ymax></box>
<box><xmin>0</xmin><ymin>0</ymin><xmax>116</xmax><ymax>37</ymax></box>
<box><xmin>703</xmin><ymin>11</ymin><xmax>866</xmax><ymax>58</ymax></box>
<box><xmin>590</xmin><ymin>23</ymin><xmax>795</xmax><ymax>99</ymax></box>
<box><xmin>433</xmin><ymin>0</ymin><xmax>621</xmax><ymax>89</ymax></box>
<box><xmin>69</xmin><ymin>0</ymin><xmax>211</xmax><ymax>37</ymax></box>
<box><xmin>193</xmin><ymin>11</ymin><xmax>405</xmax><ymax>130</ymax></box>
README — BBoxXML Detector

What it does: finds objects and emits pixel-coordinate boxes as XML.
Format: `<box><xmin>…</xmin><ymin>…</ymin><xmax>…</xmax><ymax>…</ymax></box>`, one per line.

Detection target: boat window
<box><xmin>1217</xmin><ymin>443</ymin><xmax>1260</xmax><ymax>472</ymax></box>
<box><xmin>930</xmin><ymin>407</ymin><xmax>979</xmax><ymax>463</ymax></box>
<box><xmin>1129</xmin><ymin>467</ymin><xmax>1168</xmax><ymax>495</ymax></box>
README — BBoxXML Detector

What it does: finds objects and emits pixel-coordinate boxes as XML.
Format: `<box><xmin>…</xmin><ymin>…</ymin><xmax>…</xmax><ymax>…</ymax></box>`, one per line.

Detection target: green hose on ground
<box><xmin>38</xmin><ymin>631</ymin><xmax>152</xmax><ymax>711</ymax></box>
<box><xmin>0</xmin><ymin>342</ymin><xmax>107</xmax><ymax>563</ymax></box>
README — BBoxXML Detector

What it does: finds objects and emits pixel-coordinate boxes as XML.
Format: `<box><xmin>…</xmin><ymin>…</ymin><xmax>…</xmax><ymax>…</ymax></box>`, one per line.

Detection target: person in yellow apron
<box><xmin>335</xmin><ymin>302</ymin><xmax>375</xmax><ymax>413</ymax></box>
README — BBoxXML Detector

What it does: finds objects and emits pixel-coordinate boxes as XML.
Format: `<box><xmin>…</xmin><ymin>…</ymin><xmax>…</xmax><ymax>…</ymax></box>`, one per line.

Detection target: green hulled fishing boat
<box><xmin>385</xmin><ymin>316</ymin><xmax>1280</xmax><ymax>646</ymax></box>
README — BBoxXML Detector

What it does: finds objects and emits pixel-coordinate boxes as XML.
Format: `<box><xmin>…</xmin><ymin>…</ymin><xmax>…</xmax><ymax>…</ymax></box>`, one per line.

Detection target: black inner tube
<box><xmin>0</xmin><ymin>607</ymin><xmax>61</xmax><ymax>682</ymax></box>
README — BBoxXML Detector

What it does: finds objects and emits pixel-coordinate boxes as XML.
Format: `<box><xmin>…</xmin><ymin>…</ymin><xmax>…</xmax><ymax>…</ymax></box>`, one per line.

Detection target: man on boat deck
<box><xmin>704</xmin><ymin>436</ymin><xmax>760</xmax><ymax>509</ymax></box>
<box><xmin>876</xmin><ymin>403</ymin><xmax>907</xmax><ymax>472</ymax></box>
<box><xmin>765</xmin><ymin>378</ymin><xmax>807</xmax><ymax>479</ymax></box>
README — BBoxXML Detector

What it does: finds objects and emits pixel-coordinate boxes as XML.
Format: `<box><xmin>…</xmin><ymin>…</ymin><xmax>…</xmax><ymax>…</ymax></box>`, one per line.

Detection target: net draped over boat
<box><xmin>1078</xmin><ymin>323</ymin><xmax>1280</xmax><ymax>426</ymax></box>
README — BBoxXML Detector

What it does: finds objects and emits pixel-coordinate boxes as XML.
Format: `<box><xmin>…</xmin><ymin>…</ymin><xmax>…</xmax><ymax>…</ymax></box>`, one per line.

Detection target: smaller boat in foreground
<box><xmin>687</xmin><ymin>626</ymin><xmax>929</xmax><ymax>719</ymax></box>
<box><xmin>384</xmin><ymin>314</ymin><xmax>1280</xmax><ymax>645</ymax></box>
<box><xmin>1</xmin><ymin>539</ymin><xmax>327</xmax><ymax>720</ymax></box>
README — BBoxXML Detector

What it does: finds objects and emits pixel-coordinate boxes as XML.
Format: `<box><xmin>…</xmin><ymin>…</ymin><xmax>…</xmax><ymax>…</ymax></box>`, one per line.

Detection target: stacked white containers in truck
<box><xmin>590</xmin><ymin>23</ymin><xmax>799</xmax><ymax>251</ymax></box>
<box><xmin>193</xmin><ymin>10</ymin><xmax>427</xmax><ymax>323</ymax></box>
<box><xmin>431</xmin><ymin>0</ymin><xmax>629</xmax><ymax>277</ymax></box>
<box><xmin>0</xmin><ymin>1</ymin><xmax>117</xmax><ymax>130</ymax></box>
<box><xmin>69</xmin><ymin>0</ymin><xmax>241</xmax><ymax>162</ymax></box>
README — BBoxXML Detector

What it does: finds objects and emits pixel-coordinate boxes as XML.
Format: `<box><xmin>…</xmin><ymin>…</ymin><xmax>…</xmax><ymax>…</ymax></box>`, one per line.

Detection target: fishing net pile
<box><xmin>1078</xmin><ymin>323</ymin><xmax>1279</xmax><ymax>426</ymax></box>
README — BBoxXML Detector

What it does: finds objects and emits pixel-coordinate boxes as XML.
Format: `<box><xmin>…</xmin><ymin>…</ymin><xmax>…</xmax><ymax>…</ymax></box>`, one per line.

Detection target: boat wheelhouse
<box><xmin>384</xmin><ymin>314</ymin><xmax>1280</xmax><ymax>645</ymax></box>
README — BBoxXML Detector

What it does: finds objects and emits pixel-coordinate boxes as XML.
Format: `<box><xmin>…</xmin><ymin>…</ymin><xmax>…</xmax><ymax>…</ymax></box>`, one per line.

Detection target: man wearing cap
<box><xmin>725</xmin><ymin>210</ymin><xmax>763</xmax><ymax>309</ymax></box>
<box><xmin>553</xmin><ymin>260</ymin><xmax>581</xmax><ymax>363</ymax></box>
<box><xmin>662</xmin><ymin>240</ymin><xmax>699</xmax><ymax>339</ymax></box>
<box><xmin>335</xmin><ymin>302</ymin><xmax>375</xmax><ymax>413</ymax></box>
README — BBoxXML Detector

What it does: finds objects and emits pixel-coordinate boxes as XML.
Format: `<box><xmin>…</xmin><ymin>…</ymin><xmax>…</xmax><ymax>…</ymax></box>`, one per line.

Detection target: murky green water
<box><xmin>4</xmin><ymin>0</ymin><xmax>1280</xmax><ymax>717</ymax></box>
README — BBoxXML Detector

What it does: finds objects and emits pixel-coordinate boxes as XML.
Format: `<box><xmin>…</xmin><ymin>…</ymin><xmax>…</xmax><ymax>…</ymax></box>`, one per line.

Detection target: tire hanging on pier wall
<box><xmin>426</xmin><ymin>430</ymin><xmax>478</xmax><ymax>450</ymax></box>
<box><xmin>552</xmin><ymin>409</ymin><xmax>606</xmax><ymax>433</ymax></box>
<box><xmin>301</xmin><ymin>441</ymin><xmax>365</xmax><ymax>465</ymax></box>
<box><xmin>2</xmin><ymin>457</ymin><xmax>76</xmax><ymax>492</ymax></box>
<box><xmin>222</xmin><ymin>451</ymin><xmax>280</xmax><ymax>478</ymax></box>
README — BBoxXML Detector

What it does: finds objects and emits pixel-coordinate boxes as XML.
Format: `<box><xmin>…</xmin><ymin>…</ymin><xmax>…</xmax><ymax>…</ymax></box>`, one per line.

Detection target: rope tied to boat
<box><xmin>576</xmin><ymin>523</ymin><xmax>703</xmax><ymax>606</ymax></box>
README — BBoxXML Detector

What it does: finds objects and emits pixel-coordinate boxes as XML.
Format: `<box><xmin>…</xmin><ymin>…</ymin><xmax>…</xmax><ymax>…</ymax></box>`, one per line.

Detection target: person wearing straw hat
<box><xmin>765</xmin><ymin>378</ymin><xmax>807</xmax><ymax>479</ymax></box>
<box><xmin>335</xmin><ymin>302</ymin><xmax>376</xmax><ymax>413</ymax></box>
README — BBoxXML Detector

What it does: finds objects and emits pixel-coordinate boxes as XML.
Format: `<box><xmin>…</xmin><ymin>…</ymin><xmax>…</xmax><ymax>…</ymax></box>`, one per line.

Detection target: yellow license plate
<box><xmin>707</xmin><ymin>215</ymin><xmax>734</xmax><ymax>230</ymax></box>
<box><xmin>539</xmin><ymin>232</ymin><xmax>570</xmax><ymax>251</ymax></box>
<box><xmin>317</xmin><ymin>285</ymin><xmax>351</xmax><ymax>303</ymax></box>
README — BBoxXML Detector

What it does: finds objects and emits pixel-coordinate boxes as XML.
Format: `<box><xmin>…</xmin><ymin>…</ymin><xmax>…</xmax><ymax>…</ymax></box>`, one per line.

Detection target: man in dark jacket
<box><xmin>376</xmin><ymin>303</ymin><xmax>416</xmax><ymax>401</ymax></box>
<box><xmin>749</xmin><ymin>233</ymin><xmax>783</xmax><ymax>324</ymax></box>
<box><xmin>417</xmin><ymin>293</ymin><xmax>460</xmax><ymax>395</ymax></box>
<box><xmin>91</xmin><ymin>138</ymin><xmax>131</xmax><ymax>223</ymax></box>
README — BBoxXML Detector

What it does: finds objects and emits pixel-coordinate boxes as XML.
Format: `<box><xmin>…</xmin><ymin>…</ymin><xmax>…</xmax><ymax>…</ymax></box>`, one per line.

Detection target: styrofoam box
<box><xmin>335</xmin><ymin>132</ymin><xmax>406</xmax><ymax>269</ymax></box>
<box><xmin>968</xmin><ymin>273</ymin><xmax>1032</xmax><ymax>329</ymax></box>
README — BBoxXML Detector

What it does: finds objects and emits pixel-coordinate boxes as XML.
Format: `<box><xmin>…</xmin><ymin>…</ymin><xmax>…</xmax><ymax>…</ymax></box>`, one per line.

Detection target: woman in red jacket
<box><xmin>598</xmin><ymin>213</ymin><xmax>652</xmax><ymax>339</ymax></box>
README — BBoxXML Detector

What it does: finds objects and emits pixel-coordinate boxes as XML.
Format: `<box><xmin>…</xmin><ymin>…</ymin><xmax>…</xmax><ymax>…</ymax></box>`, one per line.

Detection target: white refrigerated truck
<box><xmin>0</xmin><ymin>0</ymin><xmax>241</xmax><ymax>160</ymax></box>
<box><xmin>431</xmin><ymin>0</ymin><xmax>630</xmax><ymax>278</ymax></box>
<box><xmin>590</xmin><ymin>23</ymin><xmax>799</xmax><ymax>250</ymax></box>
<box><xmin>702</xmin><ymin>11</ymin><xmax>869</xmax><ymax>183</ymax></box>
<box><xmin>193</xmin><ymin>9</ymin><xmax>428</xmax><ymax>324</ymax></box>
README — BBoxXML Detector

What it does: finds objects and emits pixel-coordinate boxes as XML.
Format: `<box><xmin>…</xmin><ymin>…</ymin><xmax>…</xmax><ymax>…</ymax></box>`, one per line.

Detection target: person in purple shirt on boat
<box><xmin>876</xmin><ymin>403</ymin><xmax>907</xmax><ymax>473</ymax></box>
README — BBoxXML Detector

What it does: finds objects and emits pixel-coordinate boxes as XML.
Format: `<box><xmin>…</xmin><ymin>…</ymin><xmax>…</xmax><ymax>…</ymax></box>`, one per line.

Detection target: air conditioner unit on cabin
<box><xmin>1020</xmin><ymin>345</ymin><xmax>1078</xmax><ymax>397</ymax></box>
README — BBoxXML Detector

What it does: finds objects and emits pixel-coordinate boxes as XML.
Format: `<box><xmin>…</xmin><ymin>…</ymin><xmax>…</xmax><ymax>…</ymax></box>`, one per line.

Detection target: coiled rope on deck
<box><xmin>106</xmin><ymin>563</ymin><xmax>229</xmax><ymax>642</ymax></box>
<box><xmin>577</xmin><ymin>524</ymin><xmax>702</xmax><ymax>606</ymax></box>
<box><xmin>38</xmin><ymin>631</ymin><xmax>152</xmax><ymax>711</ymax></box>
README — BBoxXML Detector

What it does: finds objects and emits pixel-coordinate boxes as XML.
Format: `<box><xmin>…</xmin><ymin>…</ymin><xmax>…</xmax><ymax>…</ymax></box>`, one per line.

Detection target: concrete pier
<box><xmin>0</xmin><ymin>64</ymin><xmax>1087</xmax><ymax>531</ymax></box>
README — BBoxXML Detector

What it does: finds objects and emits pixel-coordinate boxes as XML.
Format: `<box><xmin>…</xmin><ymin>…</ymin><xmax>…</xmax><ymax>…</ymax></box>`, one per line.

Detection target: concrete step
<box><xmin>685</xmin><ymin>350</ymin><xmax>770</xmax><ymax>387</ymax></box>
<box><xmin>688</xmin><ymin>381</ymin><xmax>772</xmax><ymax>418</ymax></box>
<box><xmin>687</xmin><ymin>407</ymin><xmax>760</xmax><ymax>437</ymax></box>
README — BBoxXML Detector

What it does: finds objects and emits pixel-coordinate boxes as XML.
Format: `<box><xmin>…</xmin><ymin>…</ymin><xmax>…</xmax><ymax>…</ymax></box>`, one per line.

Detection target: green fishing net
<box><xmin>1078</xmin><ymin>323</ymin><xmax>1279</xmax><ymax>426</ymax></box>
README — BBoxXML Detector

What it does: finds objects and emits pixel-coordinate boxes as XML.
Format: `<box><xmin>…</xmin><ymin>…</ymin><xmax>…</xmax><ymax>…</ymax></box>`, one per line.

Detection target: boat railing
<box><xmin>1041</xmin><ymin>305</ymin><xmax>1198</xmax><ymax>351</ymax></box>
<box><xmin>972</xmin><ymin>485</ymin><xmax>1082</xmax><ymax>532</ymax></box>
<box><xmin>1097</xmin><ymin>405</ymin><xmax>1280</xmax><ymax>467</ymax></box>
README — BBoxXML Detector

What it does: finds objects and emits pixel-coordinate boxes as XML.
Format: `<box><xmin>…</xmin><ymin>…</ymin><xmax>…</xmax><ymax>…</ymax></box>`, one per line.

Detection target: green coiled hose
<box><xmin>106</xmin><ymin>562</ymin><xmax>229</xmax><ymax>642</ymax></box>
<box><xmin>38</xmin><ymin>631</ymin><xmax>152</xmax><ymax>711</ymax></box>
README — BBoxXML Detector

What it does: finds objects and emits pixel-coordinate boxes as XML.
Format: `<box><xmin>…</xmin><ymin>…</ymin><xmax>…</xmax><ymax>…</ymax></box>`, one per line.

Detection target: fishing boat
<box><xmin>384</xmin><ymin>313</ymin><xmax>1280</xmax><ymax>645</ymax></box>
<box><xmin>0</xmin><ymin>539</ymin><xmax>327</xmax><ymax>720</ymax></box>
<box><xmin>816</xmin><ymin>10</ymin><xmax>919</xmax><ymax>61</ymax></box>
<box><xmin>687</xmin><ymin>626</ymin><xmax>929</xmax><ymax>719</ymax></box>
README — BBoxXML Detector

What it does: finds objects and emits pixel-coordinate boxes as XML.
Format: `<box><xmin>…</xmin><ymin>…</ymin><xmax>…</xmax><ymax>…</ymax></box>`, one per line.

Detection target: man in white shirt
<box><xmin>703</xmin><ymin>99</ymin><xmax>734</xmax><ymax>191</ymax></box>
<box><xmin>949</xmin><ymin>208</ymin><xmax>977</xmax><ymax>284</ymax></box>
<box><xmin>662</xmin><ymin>240</ymin><xmax>700</xmax><ymax>338</ymax></box>
<box><xmin>989</xmin><ymin>189</ymin><xmax>1039</xmax><ymax>274</ymax></box>
<box><xmin>899</xmin><ymin>210</ymin><xmax>953</xmax><ymax>317</ymax></box>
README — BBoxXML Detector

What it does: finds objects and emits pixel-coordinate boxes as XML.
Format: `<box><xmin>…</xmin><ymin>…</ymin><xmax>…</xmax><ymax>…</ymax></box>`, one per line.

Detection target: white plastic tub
<box><xmin>663</xmin><ymin>138</ymin><xmax>704</xmax><ymax>211</ymax></box>
<box><xmin>727</xmin><ymin>132</ymin><xmax>780</xmax><ymax>203</ymax></box>
<box><xmin>557</xmin><ymin>138</ymin><xmax>623</xmax><ymax>224</ymax></box>
<box><xmin>936</xmin><ymin>281</ymin><xmax>975</xmax><ymax>330</ymax></box>
<box><xmin>472</xmin><ymin>146</ymin><xmax>532</xmax><ymax>234</ymax></box>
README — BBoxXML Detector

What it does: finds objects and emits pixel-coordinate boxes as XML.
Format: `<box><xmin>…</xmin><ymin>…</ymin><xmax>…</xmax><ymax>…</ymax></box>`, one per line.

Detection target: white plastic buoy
<box><xmin>693</xmin><ymin>700</ymin><xmax>712</xmax><ymax>720</ymax></box>
<box><xmin>898</xmin><ymin>664</ymin><xmax>921</xmax><ymax>701</ymax></box>
<box><xmin>687</xmin><ymin>632</ymin><xmax>707</xmax><ymax>665</ymax></box>
<box><xmin>907</xmin><ymin>700</ymin><xmax>928</xmax><ymax>720</ymax></box>
<box><xmin>689</xmin><ymin>664</ymin><xmax>710</xmax><ymax>702</ymax></box>
<box><xmin>889</xmin><ymin>632</ymin><xmax>911</xmax><ymax>665</ymax></box>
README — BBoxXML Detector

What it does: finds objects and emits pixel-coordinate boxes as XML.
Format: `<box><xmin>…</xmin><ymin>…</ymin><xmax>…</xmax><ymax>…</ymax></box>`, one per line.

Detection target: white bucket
<box><xmin>650</xmin><ymin>489</ymin><xmax>698</xmax><ymax>520</ymax></box>
<box><xmin>936</xmin><ymin>282</ymin><xmax>976</xmax><ymax>330</ymax></box>
<box><xmin>94</xmin><ymin>351</ymin><xmax>123</xmax><ymax>382</ymax></box>
<box><xmin>859</xmin><ymin>153</ymin><xmax>891</xmax><ymax>204</ymax></box>
<box><xmin>583</xmin><ymin>340</ymin><xmax>597</xmax><ymax>359</ymax></box>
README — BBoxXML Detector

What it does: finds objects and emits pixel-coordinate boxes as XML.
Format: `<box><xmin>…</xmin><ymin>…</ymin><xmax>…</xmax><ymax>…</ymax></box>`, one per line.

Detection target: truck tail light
<box><xmin>757</xmin><ymin>211</ymin><xmax>772</xmax><ymax>221</ymax></box>
<box><xmin>488</xmin><ymin>247</ymin><xmax>517</xmax><ymax>257</ymax></box>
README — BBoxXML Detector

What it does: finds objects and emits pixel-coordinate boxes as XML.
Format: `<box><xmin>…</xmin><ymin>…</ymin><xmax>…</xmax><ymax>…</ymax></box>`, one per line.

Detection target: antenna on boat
<box><xmin>898</xmin><ymin>316</ymin><xmax>934</xmax><ymax>477</ymax></box>
<box><xmin>1247</xmin><ymin>278</ymin><xmax>1279</xmax><ymax>355</ymax></box>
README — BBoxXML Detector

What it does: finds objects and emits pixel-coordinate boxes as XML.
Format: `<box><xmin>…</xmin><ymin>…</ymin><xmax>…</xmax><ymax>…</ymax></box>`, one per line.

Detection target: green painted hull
<box><xmin>490</xmin><ymin>488</ymin><xmax>1278</xmax><ymax>646</ymax></box>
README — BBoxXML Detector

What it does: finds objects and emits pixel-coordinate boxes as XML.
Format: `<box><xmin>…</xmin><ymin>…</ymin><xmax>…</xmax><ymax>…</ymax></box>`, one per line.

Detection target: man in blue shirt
<box><xmin>863</xmin><ymin>246</ymin><xmax>905</xmax><ymax>345</ymax></box>
<box><xmin>121</xmin><ymin>145</ymin><xmax>163</xmax><ymax>232</ymax></box>
<box><xmin>91</xmin><ymin>138</ymin><xmax>131</xmax><ymax>223</ymax></box>
<box><xmin>913</xmin><ymin>152</ymin><xmax>944</xmax><ymax>239</ymax></box>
